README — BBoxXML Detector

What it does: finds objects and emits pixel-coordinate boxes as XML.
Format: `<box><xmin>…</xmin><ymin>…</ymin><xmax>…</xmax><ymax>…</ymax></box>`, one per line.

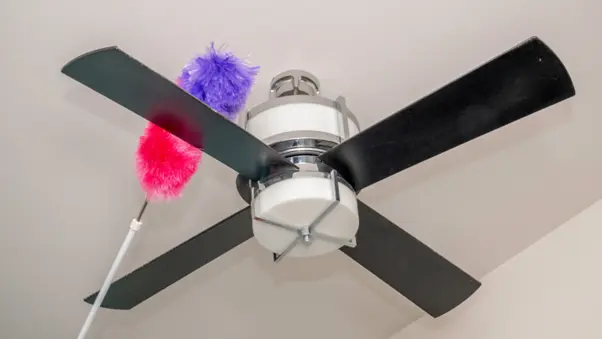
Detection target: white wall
<box><xmin>390</xmin><ymin>199</ymin><xmax>602</xmax><ymax>339</ymax></box>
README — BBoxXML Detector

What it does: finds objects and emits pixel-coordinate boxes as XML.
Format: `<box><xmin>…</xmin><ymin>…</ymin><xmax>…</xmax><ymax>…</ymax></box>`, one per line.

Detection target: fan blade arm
<box><xmin>320</xmin><ymin>36</ymin><xmax>575</xmax><ymax>190</ymax></box>
<box><xmin>62</xmin><ymin>47</ymin><xmax>295</xmax><ymax>181</ymax></box>
<box><xmin>84</xmin><ymin>207</ymin><xmax>253</xmax><ymax>310</ymax></box>
<box><xmin>341</xmin><ymin>201</ymin><xmax>481</xmax><ymax>317</ymax></box>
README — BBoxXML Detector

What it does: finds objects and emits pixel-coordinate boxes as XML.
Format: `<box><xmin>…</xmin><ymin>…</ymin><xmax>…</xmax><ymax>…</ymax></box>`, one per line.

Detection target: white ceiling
<box><xmin>2</xmin><ymin>0</ymin><xmax>602</xmax><ymax>338</ymax></box>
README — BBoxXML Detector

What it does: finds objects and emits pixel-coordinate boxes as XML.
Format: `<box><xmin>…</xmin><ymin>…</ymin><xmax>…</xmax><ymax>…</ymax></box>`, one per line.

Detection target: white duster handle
<box><xmin>76</xmin><ymin>218</ymin><xmax>142</xmax><ymax>339</ymax></box>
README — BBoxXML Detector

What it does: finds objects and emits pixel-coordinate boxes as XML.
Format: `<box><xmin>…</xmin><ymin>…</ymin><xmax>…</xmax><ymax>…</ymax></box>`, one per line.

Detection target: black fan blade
<box><xmin>62</xmin><ymin>47</ymin><xmax>295</xmax><ymax>181</ymax></box>
<box><xmin>320</xmin><ymin>37</ymin><xmax>575</xmax><ymax>190</ymax></box>
<box><xmin>85</xmin><ymin>207</ymin><xmax>253</xmax><ymax>310</ymax></box>
<box><xmin>340</xmin><ymin>201</ymin><xmax>481</xmax><ymax>318</ymax></box>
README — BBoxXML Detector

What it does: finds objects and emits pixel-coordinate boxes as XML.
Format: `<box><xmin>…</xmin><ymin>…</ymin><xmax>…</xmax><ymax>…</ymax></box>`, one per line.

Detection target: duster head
<box><xmin>136</xmin><ymin>121</ymin><xmax>202</xmax><ymax>201</ymax></box>
<box><xmin>177</xmin><ymin>43</ymin><xmax>260</xmax><ymax>120</ymax></box>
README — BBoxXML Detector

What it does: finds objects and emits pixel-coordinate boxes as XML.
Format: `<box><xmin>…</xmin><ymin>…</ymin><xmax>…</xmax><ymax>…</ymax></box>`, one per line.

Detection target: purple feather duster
<box><xmin>177</xmin><ymin>43</ymin><xmax>260</xmax><ymax>120</ymax></box>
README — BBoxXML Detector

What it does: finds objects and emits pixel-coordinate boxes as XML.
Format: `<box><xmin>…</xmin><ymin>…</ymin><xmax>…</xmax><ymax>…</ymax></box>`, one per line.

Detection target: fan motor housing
<box><xmin>237</xmin><ymin>70</ymin><xmax>361</xmax><ymax>258</ymax></box>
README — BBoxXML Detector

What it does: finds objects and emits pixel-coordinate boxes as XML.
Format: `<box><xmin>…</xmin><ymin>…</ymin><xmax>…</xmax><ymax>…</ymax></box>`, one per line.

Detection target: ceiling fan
<box><xmin>62</xmin><ymin>36</ymin><xmax>575</xmax><ymax>318</ymax></box>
